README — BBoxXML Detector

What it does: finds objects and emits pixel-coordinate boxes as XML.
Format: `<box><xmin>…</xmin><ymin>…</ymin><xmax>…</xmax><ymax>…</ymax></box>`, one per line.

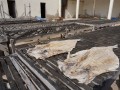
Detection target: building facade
<box><xmin>0</xmin><ymin>0</ymin><xmax>119</xmax><ymax>19</ymax></box>
<box><xmin>64</xmin><ymin>0</ymin><xmax>120</xmax><ymax>19</ymax></box>
<box><xmin>0</xmin><ymin>0</ymin><xmax>59</xmax><ymax>19</ymax></box>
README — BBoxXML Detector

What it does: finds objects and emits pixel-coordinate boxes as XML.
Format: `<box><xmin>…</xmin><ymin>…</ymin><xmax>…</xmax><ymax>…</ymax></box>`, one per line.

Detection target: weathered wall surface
<box><xmin>65</xmin><ymin>0</ymin><xmax>76</xmax><ymax>18</ymax></box>
<box><xmin>83</xmin><ymin>0</ymin><xmax>120</xmax><ymax>18</ymax></box>
<box><xmin>112</xmin><ymin>0</ymin><xmax>120</xmax><ymax>17</ymax></box>
<box><xmin>0</xmin><ymin>0</ymin><xmax>9</xmax><ymax>18</ymax></box>
<box><xmin>65</xmin><ymin>0</ymin><xmax>120</xmax><ymax>19</ymax></box>
<box><xmin>82</xmin><ymin>0</ymin><xmax>93</xmax><ymax>16</ymax></box>
<box><xmin>15</xmin><ymin>0</ymin><xmax>59</xmax><ymax>18</ymax></box>
<box><xmin>65</xmin><ymin>0</ymin><xmax>85</xmax><ymax>19</ymax></box>
<box><xmin>83</xmin><ymin>0</ymin><xmax>109</xmax><ymax>18</ymax></box>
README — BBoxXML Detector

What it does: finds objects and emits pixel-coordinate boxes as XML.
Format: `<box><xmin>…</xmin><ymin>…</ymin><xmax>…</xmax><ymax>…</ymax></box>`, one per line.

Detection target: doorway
<box><xmin>40</xmin><ymin>3</ymin><xmax>46</xmax><ymax>18</ymax></box>
<box><xmin>7</xmin><ymin>0</ymin><xmax>16</xmax><ymax>18</ymax></box>
<box><xmin>61</xmin><ymin>0</ymin><xmax>68</xmax><ymax>18</ymax></box>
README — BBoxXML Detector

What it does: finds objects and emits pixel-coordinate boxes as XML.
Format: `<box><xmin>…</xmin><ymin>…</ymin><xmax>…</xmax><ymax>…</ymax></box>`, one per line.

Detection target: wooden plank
<box><xmin>19</xmin><ymin>49</ymin><xmax>89</xmax><ymax>90</ymax></box>
<box><xmin>101</xmin><ymin>70</ymin><xmax>120</xmax><ymax>90</ymax></box>
<box><xmin>16</xmin><ymin>51</ymin><xmax>62</xmax><ymax>90</ymax></box>
<box><xmin>10</xmin><ymin>56</ymin><xmax>37</xmax><ymax>90</ymax></box>
<box><xmin>5</xmin><ymin>57</ymin><xmax>27</xmax><ymax>90</ymax></box>
<box><xmin>15</xmin><ymin>57</ymin><xmax>47</xmax><ymax>90</ymax></box>
<box><xmin>18</xmin><ymin>49</ymin><xmax>92</xmax><ymax>90</ymax></box>
<box><xmin>1</xmin><ymin>59</ymin><xmax>18</xmax><ymax>90</ymax></box>
<box><xmin>16</xmin><ymin>55</ymin><xmax>70</xmax><ymax>90</ymax></box>
<box><xmin>45</xmin><ymin>59</ymin><xmax>92</xmax><ymax>90</ymax></box>
<box><xmin>38</xmin><ymin>59</ymin><xmax>91</xmax><ymax>90</ymax></box>
<box><xmin>0</xmin><ymin>60</ymin><xmax>6</xmax><ymax>90</ymax></box>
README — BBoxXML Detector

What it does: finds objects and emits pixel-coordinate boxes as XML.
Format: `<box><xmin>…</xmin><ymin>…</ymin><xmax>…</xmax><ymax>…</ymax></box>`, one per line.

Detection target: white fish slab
<box><xmin>58</xmin><ymin>45</ymin><xmax>119</xmax><ymax>84</ymax></box>
<box><xmin>27</xmin><ymin>39</ymin><xmax>80</xmax><ymax>59</ymax></box>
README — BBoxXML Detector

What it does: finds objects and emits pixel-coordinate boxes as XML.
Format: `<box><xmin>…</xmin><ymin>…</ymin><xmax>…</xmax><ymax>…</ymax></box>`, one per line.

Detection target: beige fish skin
<box><xmin>58</xmin><ymin>45</ymin><xmax>119</xmax><ymax>84</ymax></box>
<box><xmin>27</xmin><ymin>39</ymin><xmax>80</xmax><ymax>59</ymax></box>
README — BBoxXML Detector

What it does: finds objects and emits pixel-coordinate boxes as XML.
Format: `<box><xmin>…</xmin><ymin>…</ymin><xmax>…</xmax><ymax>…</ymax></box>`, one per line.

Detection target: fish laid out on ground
<box><xmin>27</xmin><ymin>39</ymin><xmax>80</xmax><ymax>59</ymax></box>
<box><xmin>58</xmin><ymin>45</ymin><xmax>119</xmax><ymax>84</ymax></box>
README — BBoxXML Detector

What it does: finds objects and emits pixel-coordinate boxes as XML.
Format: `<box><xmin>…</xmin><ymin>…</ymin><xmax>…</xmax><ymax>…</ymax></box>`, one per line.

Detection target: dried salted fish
<box><xmin>58</xmin><ymin>45</ymin><xmax>119</xmax><ymax>84</ymax></box>
<box><xmin>27</xmin><ymin>39</ymin><xmax>80</xmax><ymax>59</ymax></box>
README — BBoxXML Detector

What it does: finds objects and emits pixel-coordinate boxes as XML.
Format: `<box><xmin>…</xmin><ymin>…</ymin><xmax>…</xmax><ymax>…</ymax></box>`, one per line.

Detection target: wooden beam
<box><xmin>10</xmin><ymin>56</ymin><xmax>37</xmax><ymax>90</ymax></box>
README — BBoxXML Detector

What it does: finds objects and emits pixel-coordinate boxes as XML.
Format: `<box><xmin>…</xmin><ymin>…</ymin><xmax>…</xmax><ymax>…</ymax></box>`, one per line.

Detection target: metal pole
<box><xmin>0</xmin><ymin>5</ymin><xmax>3</xmax><ymax>18</ymax></box>
<box><xmin>24</xmin><ymin>4</ymin><xmax>26</xmax><ymax>16</ymax></box>
<box><xmin>29</xmin><ymin>3</ymin><xmax>31</xmax><ymax>21</ymax></box>
<box><xmin>1</xmin><ymin>1</ymin><xmax>5</xmax><ymax>19</ymax></box>
<box><xmin>93</xmin><ymin>0</ymin><xmax>96</xmax><ymax>16</ymax></box>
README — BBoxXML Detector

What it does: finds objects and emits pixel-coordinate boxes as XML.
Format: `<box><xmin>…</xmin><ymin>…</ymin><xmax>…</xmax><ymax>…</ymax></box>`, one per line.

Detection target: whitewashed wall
<box><xmin>15</xmin><ymin>0</ymin><xmax>59</xmax><ymax>18</ymax></box>
<box><xmin>0</xmin><ymin>0</ymin><xmax>9</xmax><ymax>18</ymax></box>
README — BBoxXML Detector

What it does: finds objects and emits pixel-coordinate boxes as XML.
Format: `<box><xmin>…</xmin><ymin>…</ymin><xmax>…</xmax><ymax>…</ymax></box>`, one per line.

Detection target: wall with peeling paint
<box><xmin>83</xmin><ymin>0</ymin><xmax>120</xmax><ymax>18</ymax></box>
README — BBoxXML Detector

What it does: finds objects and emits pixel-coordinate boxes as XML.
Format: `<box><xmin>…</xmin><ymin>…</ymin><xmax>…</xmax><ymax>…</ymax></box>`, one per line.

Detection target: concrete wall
<box><xmin>83</xmin><ymin>0</ymin><xmax>120</xmax><ymax>18</ymax></box>
<box><xmin>83</xmin><ymin>0</ymin><xmax>93</xmax><ymax>16</ymax></box>
<box><xmin>0</xmin><ymin>0</ymin><xmax>9</xmax><ymax>18</ymax></box>
<box><xmin>65</xmin><ymin>0</ymin><xmax>76</xmax><ymax>18</ymax></box>
<box><xmin>15</xmin><ymin>0</ymin><xmax>59</xmax><ymax>18</ymax></box>
<box><xmin>95</xmin><ymin>0</ymin><xmax>109</xmax><ymax>17</ymax></box>
<box><xmin>83</xmin><ymin>0</ymin><xmax>109</xmax><ymax>18</ymax></box>
<box><xmin>65</xmin><ymin>0</ymin><xmax>120</xmax><ymax>19</ymax></box>
<box><xmin>112</xmin><ymin>0</ymin><xmax>120</xmax><ymax>17</ymax></box>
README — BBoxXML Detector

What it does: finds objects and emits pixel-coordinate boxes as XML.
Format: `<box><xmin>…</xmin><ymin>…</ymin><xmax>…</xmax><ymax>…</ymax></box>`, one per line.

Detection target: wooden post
<box><xmin>10</xmin><ymin>39</ymin><xmax>15</xmax><ymax>53</ymax></box>
<box><xmin>24</xmin><ymin>4</ymin><xmax>26</xmax><ymax>16</ymax></box>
